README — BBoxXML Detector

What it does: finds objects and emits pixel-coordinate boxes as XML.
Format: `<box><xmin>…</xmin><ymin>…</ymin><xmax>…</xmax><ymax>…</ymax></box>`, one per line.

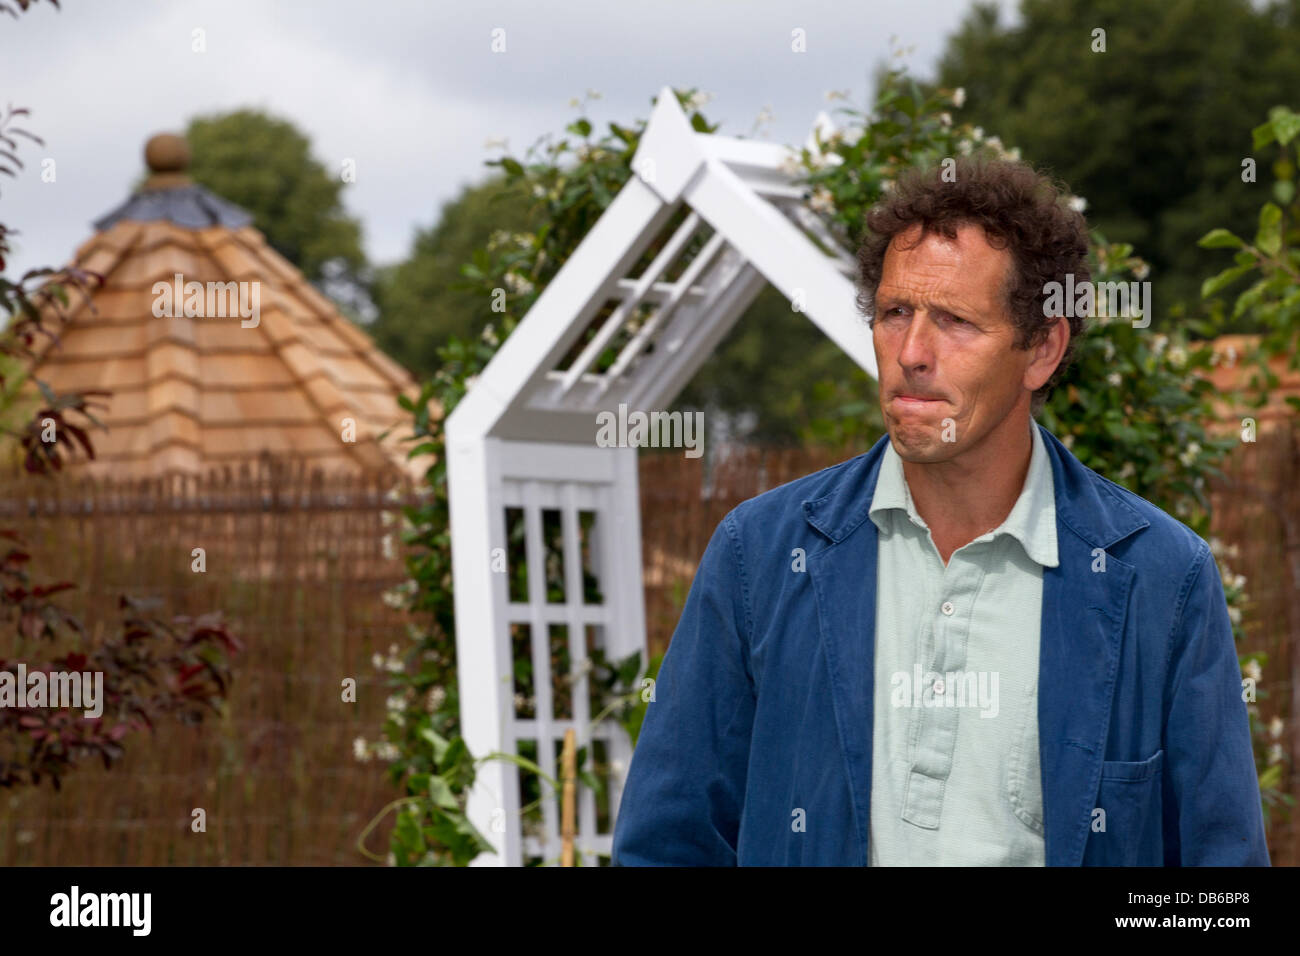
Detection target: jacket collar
<box><xmin>802</xmin><ymin>421</ymin><xmax>1150</xmax><ymax>866</ymax></box>
<box><xmin>867</xmin><ymin>420</ymin><xmax>1060</xmax><ymax>568</ymax></box>
<box><xmin>804</xmin><ymin>422</ymin><xmax>1148</xmax><ymax>553</ymax></box>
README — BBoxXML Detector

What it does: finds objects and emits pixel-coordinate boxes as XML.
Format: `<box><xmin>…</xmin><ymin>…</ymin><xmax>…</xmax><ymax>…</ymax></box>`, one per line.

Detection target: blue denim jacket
<box><xmin>612</xmin><ymin>424</ymin><xmax>1270</xmax><ymax>866</ymax></box>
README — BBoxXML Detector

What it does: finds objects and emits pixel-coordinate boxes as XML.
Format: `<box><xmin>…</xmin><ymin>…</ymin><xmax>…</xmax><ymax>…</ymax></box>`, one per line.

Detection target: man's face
<box><xmin>871</xmin><ymin>222</ymin><xmax>1036</xmax><ymax>462</ymax></box>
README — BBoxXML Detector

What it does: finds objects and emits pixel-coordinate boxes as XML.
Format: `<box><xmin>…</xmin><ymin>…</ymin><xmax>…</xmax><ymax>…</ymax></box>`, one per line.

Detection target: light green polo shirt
<box><xmin>867</xmin><ymin>421</ymin><xmax>1057</xmax><ymax>866</ymax></box>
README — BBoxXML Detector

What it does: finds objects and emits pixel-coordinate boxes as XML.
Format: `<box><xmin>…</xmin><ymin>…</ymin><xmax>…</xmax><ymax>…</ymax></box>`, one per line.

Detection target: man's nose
<box><xmin>896</xmin><ymin>312</ymin><xmax>936</xmax><ymax>370</ymax></box>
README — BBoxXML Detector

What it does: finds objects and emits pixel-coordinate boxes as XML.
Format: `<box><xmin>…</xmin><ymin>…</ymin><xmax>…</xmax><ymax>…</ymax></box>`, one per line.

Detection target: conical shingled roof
<box><xmin>29</xmin><ymin>133</ymin><xmax>422</xmax><ymax>478</ymax></box>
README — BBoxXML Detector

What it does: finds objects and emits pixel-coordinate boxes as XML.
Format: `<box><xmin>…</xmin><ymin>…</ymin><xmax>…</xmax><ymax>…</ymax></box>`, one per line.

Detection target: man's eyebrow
<box><xmin>875</xmin><ymin>292</ymin><xmax>981</xmax><ymax>316</ymax></box>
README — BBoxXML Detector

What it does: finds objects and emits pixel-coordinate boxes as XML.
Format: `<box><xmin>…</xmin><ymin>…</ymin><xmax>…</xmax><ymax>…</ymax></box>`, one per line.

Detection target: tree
<box><xmin>933</xmin><ymin>0</ymin><xmax>1300</xmax><ymax>325</ymax></box>
<box><xmin>183</xmin><ymin>109</ymin><xmax>370</xmax><ymax>315</ymax></box>
<box><xmin>368</xmin><ymin>175</ymin><xmax>543</xmax><ymax>381</ymax></box>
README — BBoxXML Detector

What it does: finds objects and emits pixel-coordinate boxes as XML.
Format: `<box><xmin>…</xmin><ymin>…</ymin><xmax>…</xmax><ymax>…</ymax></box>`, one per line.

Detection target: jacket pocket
<box><xmin>1006</xmin><ymin>686</ymin><xmax>1044</xmax><ymax>835</ymax></box>
<box><xmin>1084</xmin><ymin>749</ymin><xmax>1165</xmax><ymax>865</ymax></box>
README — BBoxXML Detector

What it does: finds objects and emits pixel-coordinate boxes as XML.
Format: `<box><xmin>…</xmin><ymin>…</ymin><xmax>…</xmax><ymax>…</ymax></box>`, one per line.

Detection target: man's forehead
<box><xmin>878</xmin><ymin>223</ymin><xmax>1011</xmax><ymax>305</ymax></box>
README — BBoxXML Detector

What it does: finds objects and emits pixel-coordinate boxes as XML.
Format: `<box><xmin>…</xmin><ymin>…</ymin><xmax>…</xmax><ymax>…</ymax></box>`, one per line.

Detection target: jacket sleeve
<box><xmin>611</xmin><ymin>511</ymin><xmax>756</xmax><ymax>865</ymax></box>
<box><xmin>1161</xmin><ymin>544</ymin><xmax>1270</xmax><ymax>865</ymax></box>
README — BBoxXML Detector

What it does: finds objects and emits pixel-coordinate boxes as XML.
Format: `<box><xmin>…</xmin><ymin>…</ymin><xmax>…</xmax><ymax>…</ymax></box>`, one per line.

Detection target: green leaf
<box><xmin>428</xmin><ymin>775</ymin><xmax>460</xmax><ymax>810</ymax></box>
<box><xmin>1200</xmin><ymin>264</ymin><xmax>1254</xmax><ymax>299</ymax></box>
<box><xmin>501</xmin><ymin>157</ymin><xmax>524</xmax><ymax>177</ymax></box>
<box><xmin>1197</xmin><ymin>228</ymin><xmax>1245</xmax><ymax>250</ymax></box>
<box><xmin>1232</xmin><ymin>277</ymin><xmax>1270</xmax><ymax>320</ymax></box>
<box><xmin>1255</xmin><ymin>203</ymin><xmax>1283</xmax><ymax>257</ymax></box>
<box><xmin>1252</xmin><ymin>120</ymin><xmax>1277</xmax><ymax>150</ymax></box>
<box><xmin>1271</xmin><ymin>107</ymin><xmax>1300</xmax><ymax>146</ymax></box>
<box><xmin>566</xmin><ymin>118</ymin><xmax>592</xmax><ymax>138</ymax></box>
<box><xmin>1273</xmin><ymin>180</ymin><xmax>1296</xmax><ymax>206</ymax></box>
<box><xmin>419</xmin><ymin>726</ymin><xmax>450</xmax><ymax>764</ymax></box>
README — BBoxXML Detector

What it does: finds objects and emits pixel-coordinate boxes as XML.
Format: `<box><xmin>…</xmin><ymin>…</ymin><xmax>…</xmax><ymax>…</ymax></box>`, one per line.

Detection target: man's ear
<box><xmin>1024</xmin><ymin>317</ymin><xmax>1069</xmax><ymax>393</ymax></box>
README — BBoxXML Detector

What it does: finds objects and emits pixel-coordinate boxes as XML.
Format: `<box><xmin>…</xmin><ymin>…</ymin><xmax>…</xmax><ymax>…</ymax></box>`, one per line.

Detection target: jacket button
<box><xmin>941</xmin><ymin>601</ymin><xmax>955</xmax><ymax>615</ymax></box>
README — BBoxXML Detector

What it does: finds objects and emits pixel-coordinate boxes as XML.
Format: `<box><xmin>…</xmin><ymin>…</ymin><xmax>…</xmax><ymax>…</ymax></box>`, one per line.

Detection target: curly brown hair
<box><xmin>854</xmin><ymin>156</ymin><xmax>1090</xmax><ymax>413</ymax></box>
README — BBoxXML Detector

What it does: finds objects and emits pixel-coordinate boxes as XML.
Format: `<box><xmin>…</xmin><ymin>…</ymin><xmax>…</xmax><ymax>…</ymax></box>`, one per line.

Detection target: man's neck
<box><xmin>900</xmin><ymin>412</ymin><xmax>1034</xmax><ymax>565</ymax></box>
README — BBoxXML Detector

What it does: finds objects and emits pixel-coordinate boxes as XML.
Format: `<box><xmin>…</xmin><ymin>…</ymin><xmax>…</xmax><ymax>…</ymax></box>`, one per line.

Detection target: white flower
<box><xmin>1224</xmin><ymin>345</ymin><xmax>1239</xmax><ymax>366</ymax></box>
<box><xmin>1269</xmin><ymin>716</ymin><xmax>1284</xmax><ymax>738</ymax></box>
<box><xmin>1233</xmin><ymin>573</ymin><xmax>1247</xmax><ymax>590</ymax></box>
<box><xmin>1133</xmin><ymin>261</ymin><xmax>1150</xmax><ymax>280</ymax></box>
<box><xmin>1151</xmin><ymin>333</ymin><xmax>1168</xmax><ymax>356</ymax></box>
<box><xmin>1068</xmin><ymin>196</ymin><xmax>1088</xmax><ymax>213</ymax></box>
<box><xmin>503</xmin><ymin>272</ymin><xmax>534</xmax><ymax>296</ymax></box>
<box><xmin>532</xmin><ymin>184</ymin><xmax>547</xmax><ymax>199</ymax></box>
<box><xmin>957</xmin><ymin>139</ymin><xmax>973</xmax><ymax>156</ymax></box>
<box><xmin>1062</xmin><ymin>433</ymin><xmax>1075</xmax><ymax>449</ymax></box>
<box><xmin>464</xmin><ymin>374</ymin><xmax>479</xmax><ymax>391</ymax></box>
<box><xmin>809</xmin><ymin>186</ymin><xmax>836</xmax><ymax>215</ymax></box>
<box><xmin>1176</xmin><ymin>441</ymin><xmax>1202</xmax><ymax>469</ymax></box>
<box><xmin>1228</xmin><ymin>605</ymin><xmax>1242</xmax><ymax>626</ymax></box>
<box><xmin>382</xmin><ymin>587</ymin><xmax>407</xmax><ymax>609</ymax></box>
<box><xmin>1244</xmin><ymin>659</ymin><xmax>1262</xmax><ymax>682</ymax></box>
<box><xmin>1168</xmin><ymin>346</ymin><xmax>1188</xmax><ymax>368</ymax></box>
<box><xmin>514</xmin><ymin>692</ymin><xmax>528</xmax><ymax>711</ymax></box>
<box><xmin>1102</xmin><ymin>340</ymin><xmax>1116</xmax><ymax>362</ymax></box>
<box><xmin>427</xmin><ymin>686</ymin><xmax>447</xmax><ymax>712</ymax></box>
<box><xmin>952</xmin><ymin>87</ymin><xmax>966</xmax><ymax>108</ymax></box>
<box><xmin>380</xmin><ymin>509</ymin><xmax>394</xmax><ymax>528</ymax></box>
<box><xmin>353</xmin><ymin>737</ymin><xmax>371</xmax><ymax>762</ymax></box>
<box><xmin>684</xmin><ymin>90</ymin><xmax>714</xmax><ymax>111</ymax></box>
<box><xmin>986</xmin><ymin>135</ymin><xmax>1004</xmax><ymax>153</ymax></box>
<box><xmin>1006</xmin><ymin>146</ymin><xmax>1022</xmax><ymax>161</ymax></box>
<box><xmin>386</xmin><ymin>694</ymin><xmax>406</xmax><ymax>714</ymax></box>
<box><xmin>371</xmin><ymin>652</ymin><xmax>385</xmax><ymax>670</ymax></box>
<box><xmin>376</xmin><ymin>741</ymin><xmax>400</xmax><ymax>761</ymax></box>
<box><xmin>1268</xmin><ymin>743</ymin><xmax>1283</xmax><ymax>765</ymax></box>
<box><xmin>610</xmin><ymin>758</ymin><xmax>627</xmax><ymax>776</ymax></box>
<box><xmin>1107</xmin><ymin>372</ymin><xmax>1122</xmax><ymax>387</ymax></box>
<box><xmin>971</xmin><ymin>126</ymin><xmax>984</xmax><ymax>141</ymax></box>
<box><xmin>938</xmin><ymin>112</ymin><xmax>952</xmax><ymax>127</ymax></box>
<box><xmin>880</xmin><ymin>178</ymin><xmax>895</xmax><ymax>194</ymax></box>
<box><xmin>1118</xmin><ymin>461</ymin><xmax>1135</xmax><ymax>481</ymax></box>
<box><xmin>381</xmin><ymin>534</ymin><xmax>394</xmax><ymax>560</ymax></box>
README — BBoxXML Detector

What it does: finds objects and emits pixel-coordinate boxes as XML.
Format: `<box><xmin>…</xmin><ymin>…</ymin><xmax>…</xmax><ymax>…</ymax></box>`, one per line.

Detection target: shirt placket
<box><xmin>901</xmin><ymin>545</ymin><xmax>977</xmax><ymax>830</ymax></box>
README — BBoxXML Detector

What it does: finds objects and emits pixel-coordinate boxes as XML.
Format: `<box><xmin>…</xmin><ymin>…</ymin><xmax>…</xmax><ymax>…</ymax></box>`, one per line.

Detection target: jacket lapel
<box><xmin>802</xmin><ymin>425</ymin><xmax>1148</xmax><ymax>866</ymax></box>
<box><xmin>1036</xmin><ymin>424</ymin><xmax>1146</xmax><ymax>865</ymax></box>
<box><xmin>803</xmin><ymin>443</ymin><xmax>887</xmax><ymax>866</ymax></box>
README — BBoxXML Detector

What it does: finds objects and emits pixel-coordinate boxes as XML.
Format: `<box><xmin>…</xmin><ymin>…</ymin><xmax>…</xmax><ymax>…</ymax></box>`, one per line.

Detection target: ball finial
<box><xmin>144</xmin><ymin>133</ymin><xmax>191</xmax><ymax>173</ymax></box>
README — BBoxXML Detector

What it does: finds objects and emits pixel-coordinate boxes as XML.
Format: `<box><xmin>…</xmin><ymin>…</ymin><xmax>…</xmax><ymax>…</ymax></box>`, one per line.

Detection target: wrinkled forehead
<box><xmin>877</xmin><ymin>222</ymin><xmax>1013</xmax><ymax>314</ymax></box>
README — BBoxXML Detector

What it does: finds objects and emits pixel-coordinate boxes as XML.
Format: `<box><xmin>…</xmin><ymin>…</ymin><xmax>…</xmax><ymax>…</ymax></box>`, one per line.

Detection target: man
<box><xmin>611</xmin><ymin>157</ymin><xmax>1269</xmax><ymax>866</ymax></box>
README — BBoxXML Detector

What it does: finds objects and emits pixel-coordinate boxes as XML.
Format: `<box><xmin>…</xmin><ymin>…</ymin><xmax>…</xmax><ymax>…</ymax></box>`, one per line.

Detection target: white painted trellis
<box><xmin>447</xmin><ymin>86</ymin><xmax>878</xmax><ymax>865</ymax></box>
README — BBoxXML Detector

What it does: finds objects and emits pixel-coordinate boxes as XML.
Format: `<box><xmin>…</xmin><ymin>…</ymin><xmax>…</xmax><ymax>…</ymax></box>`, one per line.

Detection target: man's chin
<box><xmin>887</xmin><ymin>422</ymin><xmax>955</xmax><ymax>462</ymax></box>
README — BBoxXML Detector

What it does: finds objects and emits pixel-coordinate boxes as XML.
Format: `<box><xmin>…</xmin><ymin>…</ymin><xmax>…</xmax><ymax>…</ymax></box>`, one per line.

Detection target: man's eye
<box><xmin>943</xmin><ymin>313</ymin><xmax>968</xmax><ymax>325</ymax></box>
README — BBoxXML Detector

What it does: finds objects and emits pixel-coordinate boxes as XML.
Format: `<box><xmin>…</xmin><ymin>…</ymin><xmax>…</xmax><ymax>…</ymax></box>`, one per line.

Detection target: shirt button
<box><xmin>933</xmin><ymin>678</ymin><xmax>946</xmax><ymax>695</ymax></box>
<box><xmin>941</xmin><ymin>601</ymin><xmax>955</xmax><ymax>615</ymax></box>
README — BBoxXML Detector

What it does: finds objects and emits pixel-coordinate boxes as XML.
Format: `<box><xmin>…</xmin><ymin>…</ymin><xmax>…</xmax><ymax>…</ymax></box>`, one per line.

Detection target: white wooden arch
<box><xmin>447</xmin><ymin>86</ymin><xmax>877</xmax><ymax>865</ymax></box>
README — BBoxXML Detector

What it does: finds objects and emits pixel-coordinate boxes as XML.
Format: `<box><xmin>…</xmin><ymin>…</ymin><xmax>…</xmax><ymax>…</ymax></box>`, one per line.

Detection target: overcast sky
<box><xmin>1</xmin><ymin>0</ymin><xmax>1015</xmax><ymax>280</ymax></box>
